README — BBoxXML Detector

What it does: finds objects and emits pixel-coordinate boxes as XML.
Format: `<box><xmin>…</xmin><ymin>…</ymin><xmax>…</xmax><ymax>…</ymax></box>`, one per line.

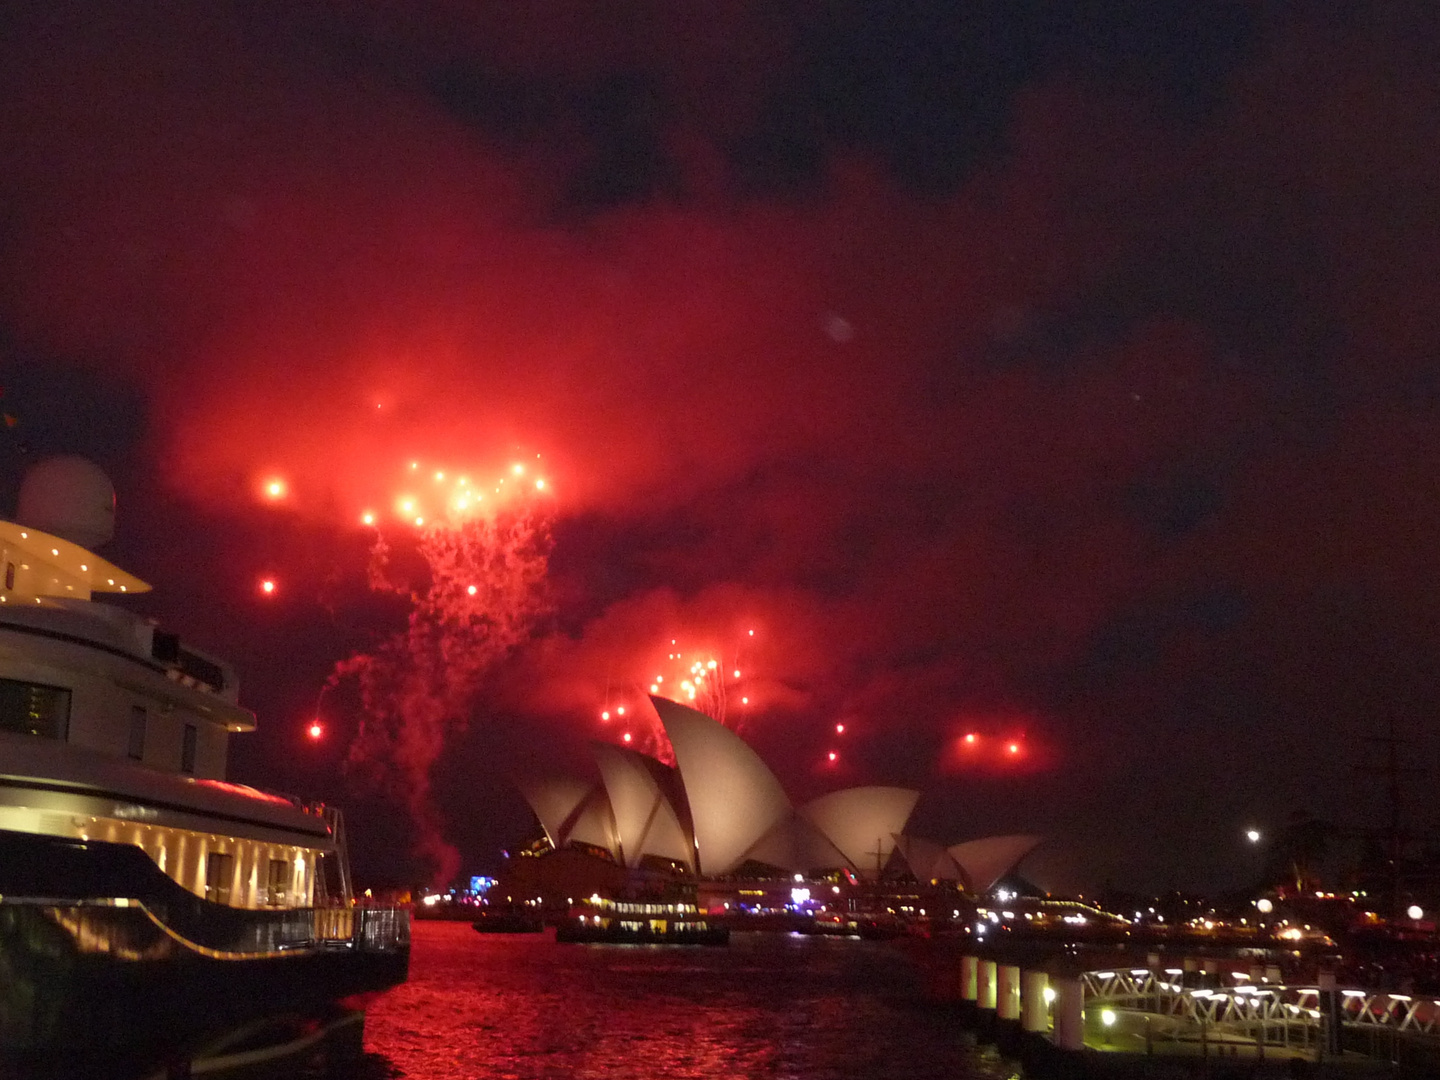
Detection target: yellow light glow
<box><xmin>361</xmin><ymin>511</ymin><xmax>376</xmax><ymax>525</ymax></box>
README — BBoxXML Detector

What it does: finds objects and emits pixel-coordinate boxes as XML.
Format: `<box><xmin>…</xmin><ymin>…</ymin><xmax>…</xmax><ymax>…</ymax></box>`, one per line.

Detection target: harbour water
<box><xmin>360</xmin><ymin>920</ymin><xmax>1020</xmax><ymax>1079</ymax></box>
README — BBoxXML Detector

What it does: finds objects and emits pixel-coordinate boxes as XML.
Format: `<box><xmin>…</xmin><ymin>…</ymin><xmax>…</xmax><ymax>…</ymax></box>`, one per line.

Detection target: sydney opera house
<box><xmin>506</xmin><ymin>697</ymin><xmax>1039</xmax><ymax>901</ymax></box>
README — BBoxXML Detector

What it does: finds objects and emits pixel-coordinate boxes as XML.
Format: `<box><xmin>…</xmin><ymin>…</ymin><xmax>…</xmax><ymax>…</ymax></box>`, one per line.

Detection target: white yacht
<box><xmin>0</xmin><ymin>457</ymin><xmax>409</xmax><ymax>1076</ymax></box>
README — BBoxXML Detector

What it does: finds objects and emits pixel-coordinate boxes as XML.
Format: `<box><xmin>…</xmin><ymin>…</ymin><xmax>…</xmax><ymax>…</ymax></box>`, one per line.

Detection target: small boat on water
<box><xmin>0</xmin><ymin>458</ymin><xmax>409</xmax><ymax>1077</ymax></box>
<box><xmin>557</xmin><ymin>894</ymin><xmax>729</xmax><ymax>945</ymax></box>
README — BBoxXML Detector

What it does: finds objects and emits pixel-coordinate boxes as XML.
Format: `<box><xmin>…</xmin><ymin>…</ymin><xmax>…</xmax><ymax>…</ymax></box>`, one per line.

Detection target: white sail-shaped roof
<box><xmin>516</xmin><ymin>775</ymin><xmax>593</xmax><ymax>850</ymax></box>
<box><xmin>565</xmin><ymin>784</ymin><xmax>621</xmax><ymax>857</ymax></box>
<box><xmin>593</xmin><ymin>742</ymin><xmax>695</xmax><ymax>871</ymax></box>
<box><xmin>652</xmin><ymin>695</ymin><xmax>792</xmax><ymax>875</ymax></box>
<box><xmin>948</xmin><ymin>834</ymin><xmax>1043</xmax><ymax>893</ymax></box>
<box><xmin>516</xmin><ymin>776</ymin><xmax>620</xmax><ymax>860</ymax></box>
<box><xmin>798</xmin><ymin>787</ymin><xmax>920</xmax><ymax>878</ymax></box>
<box><xmin>892</xmin><ymin>833</ymin><xmax>963</xmax><ymax>881</ymax></box>
<box><xmin>742</xmin><ymin>812</ymin><xmax>848</xmax><ymax>873</ymax></box>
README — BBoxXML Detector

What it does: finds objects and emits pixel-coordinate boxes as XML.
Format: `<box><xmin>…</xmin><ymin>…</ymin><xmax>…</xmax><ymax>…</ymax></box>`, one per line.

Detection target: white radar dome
<box><xmin>17</xmin><ymin>456</ymin><xmax>117</xmax><ymax>549</ymax></box>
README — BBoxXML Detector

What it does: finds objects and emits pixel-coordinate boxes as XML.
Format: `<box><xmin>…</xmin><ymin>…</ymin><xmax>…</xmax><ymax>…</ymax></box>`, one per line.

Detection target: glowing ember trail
<box><xmin>331</xmin><ymin>459</ymin><xmax>553</xmax><ymax>883</ymax></box>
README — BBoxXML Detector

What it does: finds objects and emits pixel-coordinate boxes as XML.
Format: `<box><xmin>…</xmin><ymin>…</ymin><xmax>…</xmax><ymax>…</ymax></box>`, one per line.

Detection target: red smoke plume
<box><xmin>333</xmin><ymin>510</ymin><xmax>551</xmax><ymax>882</ymax></box>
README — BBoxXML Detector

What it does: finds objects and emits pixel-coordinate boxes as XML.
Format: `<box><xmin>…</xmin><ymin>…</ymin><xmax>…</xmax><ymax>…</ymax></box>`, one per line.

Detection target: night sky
<box><xmin>3</xmin><ymin>1</ymin><xmax>1438</xmax><ymax>894</ymax></box>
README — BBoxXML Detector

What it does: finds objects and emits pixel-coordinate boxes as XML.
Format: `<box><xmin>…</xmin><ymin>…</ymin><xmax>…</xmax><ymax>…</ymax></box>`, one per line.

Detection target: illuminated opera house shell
<box><xmin>520</xmin><ymin>697</ymin><xmax>922</xmax><ymax>878</ymax></box>
<box><xmin>890</xmin><ymin>833</ymin><xmax>1043</xmax><ymax>893</ymax></box>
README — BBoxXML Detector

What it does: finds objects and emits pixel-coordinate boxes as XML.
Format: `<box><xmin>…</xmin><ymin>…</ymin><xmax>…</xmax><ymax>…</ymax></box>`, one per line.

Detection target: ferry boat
<box><xmin>557</xmin><ymin>894</ymin><xmax>728</xmax><ymax>946</ymax></box>
<box><xmin>0</xmin><ymin>457</ymin><xmax>409</xmax><ymax>1076</ymax></box>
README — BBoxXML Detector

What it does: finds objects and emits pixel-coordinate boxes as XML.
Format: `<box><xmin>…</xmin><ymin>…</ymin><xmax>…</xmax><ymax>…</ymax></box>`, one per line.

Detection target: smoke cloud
<box><xmin>3</xmin><ymin>2</ymin><xmax>1440</xmax><ymax>887</ymax></box>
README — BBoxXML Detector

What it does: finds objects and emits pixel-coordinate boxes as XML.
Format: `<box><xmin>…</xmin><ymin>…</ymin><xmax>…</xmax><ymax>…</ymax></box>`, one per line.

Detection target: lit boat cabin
<box><xmin>0</xmin><ymin>520</ymin><xmax>337</xmax><ymax>909</ymax></box>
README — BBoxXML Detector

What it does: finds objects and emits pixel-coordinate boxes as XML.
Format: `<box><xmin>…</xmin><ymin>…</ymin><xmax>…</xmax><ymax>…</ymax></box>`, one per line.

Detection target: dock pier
<box><xmin>920</xmin><ymin>940</ymin><xmax>1440</xmax><ymax>1078</ymax></box>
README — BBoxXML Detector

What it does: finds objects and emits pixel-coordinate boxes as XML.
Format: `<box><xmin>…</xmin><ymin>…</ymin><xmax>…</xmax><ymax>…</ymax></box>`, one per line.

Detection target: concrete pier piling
<box><xmin>959</xmin><ymin>954</ymin><xmax>978</xmax><ymax>1003</ymax></box>
<box><xmin>1049</xmin><ymin>975</ymin><xmax>1084</xmax><ymax>1052</ymax></box>
<box><xmin>1020</xmin><ymin>970</ymin><xmax>1048</xmax><ymax>1034</ymax></box>
<box><xmin>977</xmin><ymin>958</ymin><xmax>997</xmax><ymax>1012</ymax></box>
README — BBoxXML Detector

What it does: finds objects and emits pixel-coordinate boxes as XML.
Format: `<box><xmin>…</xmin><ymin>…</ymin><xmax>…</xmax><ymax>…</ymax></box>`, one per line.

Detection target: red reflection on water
<box><xmin>363</xmin><ymin>921</ymin><xmax>1003</xmax><ymax>1079</ymax></box>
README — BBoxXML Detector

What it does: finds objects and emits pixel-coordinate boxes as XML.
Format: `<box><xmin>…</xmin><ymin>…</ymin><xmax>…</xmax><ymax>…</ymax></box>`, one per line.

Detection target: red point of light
<box><xmin>964</xmin><ymin>732</ymin><xmax>978</xmax><ymax>746</ymax></box>
<box><xmin>835</xmin><ymin>723</ymin><xmax>845</xmax><ymax>734</ymax></box>
<box><xmin>307</xmin><ymin>721</ymin><xmax>323</xmax><ymax>740</ymax></box>
<box><xmin>827</xmin><ymin>750</ymin><xmax>838</xmax><ymax>762</ymax></box>
<box><xmin>263</xmin><ymin>478</ymin><xmax>286</xmax><ymax>500</ymax></box>
<box><xmin>622</xmin><ymin>732</ymin><xmax>632</xmax><ymax>743</ymax></box>
<box><xmin>260</xmin><ymin>579</ymin><xmax>276</xmax><ymax>595</ymax></box>
<box><xmin>1007</xmin><ymin>742</ymin><xmax>1021</xmax><ymax>755</ymax></box>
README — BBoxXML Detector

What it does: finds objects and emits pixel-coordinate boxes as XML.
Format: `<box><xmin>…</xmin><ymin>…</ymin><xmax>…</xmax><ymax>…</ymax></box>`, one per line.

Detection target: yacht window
<box><xmin>205</xmin><ymin>852</ymin><xmax>235</xmax><ymax>905</ymax></box>
<box><xmin>267</xmin><ymin>858</ymin><xmax>290</xmax><ymax>906</ymax></box>
<box><xmin>180</xmin><ymin>723</ymin><xmax>197</xmax><ymax>774</ymax></box>
<box><xmin>0</xmin><ymin>678</ymin><xmax>71</xmax><ymax>739</ymax></box>
<box><xmin>128</xmin><ymin>706</ymin><xmax>146</xmax><ymax>760</ymax></box>
<box><xmin>4</xmin><ymin>562</ymin><xmax>12</xmax><ymax>590</ymax></box>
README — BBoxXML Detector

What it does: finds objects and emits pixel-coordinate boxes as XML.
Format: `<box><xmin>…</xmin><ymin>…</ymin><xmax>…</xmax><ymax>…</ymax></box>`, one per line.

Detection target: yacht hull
<box><xmin>0</xmin><ymin>830</ymin><xmax>409</xmax><ymax>1075</ymax></box>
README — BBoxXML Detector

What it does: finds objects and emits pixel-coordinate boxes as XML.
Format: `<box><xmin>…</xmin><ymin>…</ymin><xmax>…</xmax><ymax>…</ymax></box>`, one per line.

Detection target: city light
<box><xmin>1246</xmin><ymin>828</ymin><xmax>1262</xmax><ymax>843</ymax></box>
<box><xmin>307</xmin><ymin>721</ymin><xmax>323</xmax><ymax>740</ymax></box>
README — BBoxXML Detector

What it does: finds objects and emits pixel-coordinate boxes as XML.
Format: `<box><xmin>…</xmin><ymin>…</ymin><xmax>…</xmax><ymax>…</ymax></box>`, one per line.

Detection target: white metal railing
<box><xmin>1339</xmin><ymin>991</ymin><xmax>1440</xmax><ymax>1036</ymax></box>
<box><xmin>1082</xmin><ymin>967</ymin><xmax>1440</xmax><ymax>1051</ymax></box>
